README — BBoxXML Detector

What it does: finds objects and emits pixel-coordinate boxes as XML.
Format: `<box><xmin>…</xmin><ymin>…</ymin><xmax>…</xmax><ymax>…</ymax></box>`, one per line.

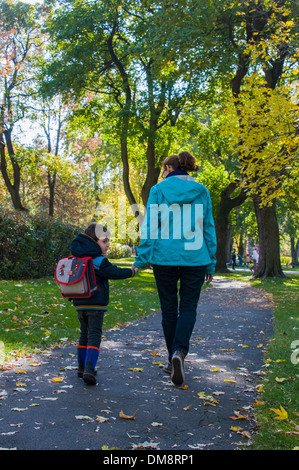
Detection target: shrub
<box><xmin>0</xmin><ymin>209</ymin><xmax>80</xmax><ymax>279</ymax></box>
<box><xmin>107</xmin><ymin>243</ymin><xmax>131</xmax><ymax>259</ymax></box>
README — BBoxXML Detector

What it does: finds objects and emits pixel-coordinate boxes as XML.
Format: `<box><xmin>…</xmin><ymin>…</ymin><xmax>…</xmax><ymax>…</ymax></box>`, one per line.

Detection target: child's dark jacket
<box><xmin>70</xmin><ymin>233</ymin><xmax>135</xmax><ymax>311</ymax></box>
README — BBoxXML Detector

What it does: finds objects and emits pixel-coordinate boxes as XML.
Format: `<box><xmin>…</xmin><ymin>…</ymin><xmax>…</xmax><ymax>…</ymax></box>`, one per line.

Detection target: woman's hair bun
<box><xmin>178</xmin><ymin>151</ymin><xmax>199</xmax><ymax>172</ymax></box>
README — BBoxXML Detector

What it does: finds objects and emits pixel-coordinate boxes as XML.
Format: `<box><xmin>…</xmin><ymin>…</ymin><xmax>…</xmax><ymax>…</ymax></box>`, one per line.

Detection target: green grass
<box><xmin>248</xmin><ymin>275</ymin><xmax>299</xmax><ymax>450</ymax></box>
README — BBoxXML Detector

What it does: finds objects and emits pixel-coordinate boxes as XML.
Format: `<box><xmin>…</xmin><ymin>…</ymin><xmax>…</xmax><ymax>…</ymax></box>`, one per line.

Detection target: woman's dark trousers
<box><xmin>153</xmin><ymin>265</ymin><xmax>206</xmax><ymax>362</ymax></box>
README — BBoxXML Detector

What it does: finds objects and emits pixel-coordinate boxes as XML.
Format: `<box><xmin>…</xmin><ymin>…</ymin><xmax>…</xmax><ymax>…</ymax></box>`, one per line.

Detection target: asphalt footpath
<box><xmin>0</xmin><ymin>277</ymin><xmax>273</xmax><ymax>456</ymax></box>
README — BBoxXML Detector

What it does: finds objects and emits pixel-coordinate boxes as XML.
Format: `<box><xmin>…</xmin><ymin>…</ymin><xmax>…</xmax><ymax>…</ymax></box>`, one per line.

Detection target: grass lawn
<box><xmin>249</xmin><ymin>275</ymin><xmax>299</xmax><ymax>450</ymax></box>
<box><xmin>0</xmin><ymin>260</ymin><xmax>298</xmax><ymax>449</ymax></box>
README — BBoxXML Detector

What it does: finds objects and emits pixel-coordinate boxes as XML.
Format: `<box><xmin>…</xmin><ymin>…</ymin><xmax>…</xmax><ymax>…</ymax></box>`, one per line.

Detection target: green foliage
<box><xmin>0</xmin><ymin>209</ymin><xmax>80</xmax><ymax>280</ymax></box>
<box><xmin>195</xmin><ymin>162</ymin><xmax>231</xmax><ymax>216</ymax></box>
<box><xmin>107</xmin><ymin>243</ymin><xmax>131</xmax><ymax>259</ymax></box>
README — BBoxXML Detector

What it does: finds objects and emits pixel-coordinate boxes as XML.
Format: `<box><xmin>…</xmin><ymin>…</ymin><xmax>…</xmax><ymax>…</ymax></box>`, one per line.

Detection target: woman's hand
<box><xmin>132</xmin><ymin>265</ymin><xmax>139</xmax><ymax>274</ymax></box>
<box><xmin>205</xmin><ymin>273</ymin><xmax>213</xmax><ymax>284</ymax></box>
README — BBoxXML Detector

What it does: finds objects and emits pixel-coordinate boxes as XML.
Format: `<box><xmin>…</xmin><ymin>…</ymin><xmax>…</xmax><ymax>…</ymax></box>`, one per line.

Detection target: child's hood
<box><xmin>71</xmin><ymin>233</ymin><xmax>102</xmax><ymax>258</ymax></box>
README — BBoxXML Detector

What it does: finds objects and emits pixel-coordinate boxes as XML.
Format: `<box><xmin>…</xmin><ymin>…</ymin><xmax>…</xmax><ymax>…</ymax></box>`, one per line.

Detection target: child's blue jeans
<box><xmin>152</xmin><ymin>265</ymin><xmax>206</xmax><ymax>362</ymax></box>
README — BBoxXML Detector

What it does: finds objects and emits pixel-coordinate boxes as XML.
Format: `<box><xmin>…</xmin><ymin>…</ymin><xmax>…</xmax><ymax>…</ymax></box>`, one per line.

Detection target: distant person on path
<box><xmin>251</xmin><ymin>246</ymin><xmax>259</xmax><ymax>272</ymax></box>
<box><xmin>132</xmin><ymin>151</ymin><xmax>217</xmax><ymax>386</ymax></box>
<box><xmin>70</xmin><ymin>223</ymin><xmax>138</xmax><ymax>385</ymax></box>
<box><xmin>231</xmin><ymin>249</ymin><xmax>236</xmax><ymax>270</ymax></box>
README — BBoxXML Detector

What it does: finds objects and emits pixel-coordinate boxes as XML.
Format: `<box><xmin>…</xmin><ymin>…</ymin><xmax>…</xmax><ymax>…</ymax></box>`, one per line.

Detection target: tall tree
<box><xmin>0</xmin><ymin>0</ymin><xmax>44</xmax><ymax>211</ymax></box>
<box><xmin>30</xmin><ymin>96</ymin><xmax>68</xmax><ymax>216</ymax></box>
<box><xmin>42</xmin><ymin>0</ymin><xmax>207</xmax><ymax>215</ymax></box>
<box><xmin>155</xmin><ymin>0</ymin><xmax>299</xmax><ymax>276</ymax></box>
<box><xmin>221</xmin><ymin>0</ymin><xmax>299</xmax><ymax>277</ymax></box>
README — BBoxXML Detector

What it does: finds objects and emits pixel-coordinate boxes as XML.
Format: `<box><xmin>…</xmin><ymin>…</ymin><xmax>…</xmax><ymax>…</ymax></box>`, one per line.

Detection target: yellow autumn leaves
<box><xmin>271</xmin><ymin>405</ymin><xmax>288</xmax><ymax>421</ymax></box>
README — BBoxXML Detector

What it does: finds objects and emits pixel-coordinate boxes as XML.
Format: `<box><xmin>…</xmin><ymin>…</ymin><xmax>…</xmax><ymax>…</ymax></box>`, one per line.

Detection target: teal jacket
<box><xmin>134</xmin><ymin>172</ymin><xmax>217</xmax><ymax>274</ymax></box>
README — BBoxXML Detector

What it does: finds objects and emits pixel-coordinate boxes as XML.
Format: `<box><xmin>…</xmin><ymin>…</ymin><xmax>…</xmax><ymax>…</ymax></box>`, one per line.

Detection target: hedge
<box><xmin>107</xmin><ymin>243</ymin><xmax>131</xmax><ymax>259</ymax></box>
<box><xmin>0</xmin><ymin>209</ymin><xmax>80</xmax><ymax>280</ymax></box>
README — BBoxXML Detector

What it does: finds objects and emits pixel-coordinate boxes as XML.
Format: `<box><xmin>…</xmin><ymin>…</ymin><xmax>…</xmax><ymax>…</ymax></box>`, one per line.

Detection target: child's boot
<box><xmin>77</xmin><ymin>345</ymin><xmax>87</xmax><ymax>378</ymax></box>
<box><xmin>83</xmin><ymin>346</ymin><xmax>99</xmax><ymax>385</ymax></box>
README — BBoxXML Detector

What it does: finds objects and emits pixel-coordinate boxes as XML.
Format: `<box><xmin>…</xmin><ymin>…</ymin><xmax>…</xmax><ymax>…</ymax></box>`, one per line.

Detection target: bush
<box><xmin>0</xmin><ymin>209</ymin><xmax>80</xmax><ymax>279</ymax></box>
<box><xmin>107</xmin><ymin>243</ymin><xmax>131</xmax><ymax>259</ymax></box>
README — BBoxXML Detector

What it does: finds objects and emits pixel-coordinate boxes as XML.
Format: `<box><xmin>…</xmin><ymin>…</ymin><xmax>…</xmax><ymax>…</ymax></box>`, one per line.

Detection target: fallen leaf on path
<box><xmin>75</xmin><ymin>415</ymin><xmax>93</xmax><ymax>421</ymax></box>
<box><xmin>230</xmin><ymin>411</ymin><xmax>248</xmax><ymax>420</ymax></box>
<box><xmin>204</xmin><ymin>399</ymin><xmax>218</xmax><ymax>406</ymax></box>
<box><xmin>119</xmin><ymin>410</ymin><xmax>137</xmax><ymax>420</ymax></box>
<box><xmin>230</xmin><ymin>426</ymin><xmax>243</xmax><ymax>432</ymax></box>
<box><xmin>95</xmin><ymin>416</ymin><xmax>109</xmax><ymax>423</ymax></box>
<box><xmin>197</xmin><ymin>392</ymin><xmax>218</xmax><ymax>406</ymax></box>
<box><xmin>39</xmin><ymin>397</ymin><xmax>58</xmax><ymax>401</ymax></box>
<box><xmin>131</xmin><ymin>441</ymin><xmax>160</xmax><ymax>450</ymax></box>
<box><xmin>102</xmin><ymin>445</ymin><xmax>121</xmax><ymax>450</ymax></box>
<box><xmin>50</xmin><ymin>377</ymin><xmax>62</xmax><ymax>383</ymax></box>
<box><xmin>241</xmin><ymin>431</ymin><xmax>251</xmax><ymax>439</ymax></box>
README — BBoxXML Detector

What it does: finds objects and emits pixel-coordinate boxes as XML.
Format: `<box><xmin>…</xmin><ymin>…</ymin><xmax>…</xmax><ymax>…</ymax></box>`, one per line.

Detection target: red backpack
<box><xmin>55</xmin><ymin>256</ymin><xmax>99</xmax><ymax>298</ymax></box>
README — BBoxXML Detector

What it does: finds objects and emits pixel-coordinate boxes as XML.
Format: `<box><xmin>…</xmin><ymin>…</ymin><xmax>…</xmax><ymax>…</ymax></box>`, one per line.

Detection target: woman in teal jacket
<box><xmin>133</xmin><ymin>151</ymin><xmax>217</xmax><ymax>386</ymax></box>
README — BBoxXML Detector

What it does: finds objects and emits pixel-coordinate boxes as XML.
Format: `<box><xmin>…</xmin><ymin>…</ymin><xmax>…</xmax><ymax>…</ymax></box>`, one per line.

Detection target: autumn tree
<box><xmin>146</xmin><ymin>0</ymin><xmax>299</xmax><ymax>277</ymax></box>
<box><xmin>220</xmin><ymin>0</ymin><xmax>299</xmax><ymax>277</ymax></box>
<box><xmin>28</xmin><ymin>95</ymin><xmax>71</xmax><ymax>216</ymax></box>
<box><xmin>0</xmin><ymin>0</ymin><xmax>45</xmax><ymax>211</ymax></box>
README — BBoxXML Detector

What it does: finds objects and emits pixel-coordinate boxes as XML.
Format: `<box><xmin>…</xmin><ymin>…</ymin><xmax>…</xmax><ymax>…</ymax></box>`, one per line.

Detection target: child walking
<box><xmin>70</xmin><ymin>222</ymin><xmax>138</xmax><ymax>385</ymax></box>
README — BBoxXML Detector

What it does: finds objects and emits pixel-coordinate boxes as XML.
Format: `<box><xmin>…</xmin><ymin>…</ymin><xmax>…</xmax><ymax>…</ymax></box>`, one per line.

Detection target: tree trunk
<box><xmin>253</xmin><ymin>197</ymin><xmax>284</xmax><ymax>278</ymax></box>
<box><xmin>0</xmin><ymin>130</ymin><xmax>28</xmax><ymax>212</ymax></box>
<box><xmin>141</xmin><ymin>137</ymin><xmax>160</xmax><ymax>207</ymax></box>
<box><xmin>215</xmin><ymin>181</ymin><xmax>247</xmax><ymax>272</ymax></box>
<box><xmin>227</xmin><ymin>1</ymin><xmax>289</xmax><ymax>278</ymax></box>
<box><xmin>48</xmin><ymin>172</ymin><xmax>56</xmax><ymax>217</ymax></box>
<box><xmin>291</xmin><ymin>237</ymin><xmax>299</xmax><ymax>267</ymax></box>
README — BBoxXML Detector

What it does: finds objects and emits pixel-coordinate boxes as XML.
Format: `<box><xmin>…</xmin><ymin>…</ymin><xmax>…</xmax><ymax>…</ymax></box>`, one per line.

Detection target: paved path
<box><xmin>0</xmin><ymin>277</ymin><xmax>273</xmax><ymax>452</ymax></box>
